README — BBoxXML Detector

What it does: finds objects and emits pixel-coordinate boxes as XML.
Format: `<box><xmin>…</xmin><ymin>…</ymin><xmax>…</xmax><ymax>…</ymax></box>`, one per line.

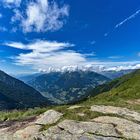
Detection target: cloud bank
<box><xmin>4</xmin><ymin>40</ymin><xmax>140</xmax><ymax>72</ymax></box>
<box><xmin>5</xmin><ymin>40</ymin><xmax>87</xmax><ymax>71</ymax></box>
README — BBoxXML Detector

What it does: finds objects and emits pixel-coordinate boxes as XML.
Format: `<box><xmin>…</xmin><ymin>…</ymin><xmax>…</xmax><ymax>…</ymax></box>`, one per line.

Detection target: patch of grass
<box><xmin>40</xmin><ymin>121</ymin><xmax>59</xmax><ymax>131</ymax></box>
<box><xmin>0</xmin><ymin>107</ymin><xmax>49</xmax><ymax>121</ymax></box>
<box><xmin>53</xmin><ymin>105</ymin><xmax>100</xmax><ymax>121</ymax></box>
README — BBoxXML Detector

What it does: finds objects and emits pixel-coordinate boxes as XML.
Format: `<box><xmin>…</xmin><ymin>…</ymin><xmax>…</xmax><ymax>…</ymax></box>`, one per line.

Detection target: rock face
<box><xmin>57</xmin><ymin>120</ymin><xmax>119</xmax><ymax>137</ymax></box>
<box><xmin>35</xmin><ymin>124</ymin><xmax>121</xmax><ymax>140</ymax></box>
<box><xmin>1</xmin><ymin>106</ymin><xmax>140</xmax><ymax>140</ymax></box>
<box><xmin>93</xmin><ymin>116</ymin><xmax>140</xmax><ymax>140</ymax></box>
<box><xmin>0</xmin><ymin>110</ymin><xmax>63</xmax><ymax>140</ymax></box>
<box><xmin>35</xmin><ymin>110</ymin><xmax>63</xmax><ymax>125</ymax></box>
<box><xmin>13</xmin><ymin>125</ymin><xmax>41</xmax><ymax>140</ymax></box>
<box><xmin>13</xmin><ymin>110</ymin><xmax>63</xmax><ymax>140</ymax></box>
<box><xmin>0</xmin><ymin>128</ymin><xmax>13</xmax><ymax>140</ymax></box>
<box><xmin>91</xmin><ymin>105</ymin><xmax>140</xmax><ymax>122</ymax></box>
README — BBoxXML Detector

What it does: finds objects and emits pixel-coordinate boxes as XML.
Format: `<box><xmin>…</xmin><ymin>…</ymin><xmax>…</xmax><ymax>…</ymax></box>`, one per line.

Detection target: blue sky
<box><xmin>0</xmin><ymin>0</ymin><xmax>140</xmax><ymax>74</ymax></box>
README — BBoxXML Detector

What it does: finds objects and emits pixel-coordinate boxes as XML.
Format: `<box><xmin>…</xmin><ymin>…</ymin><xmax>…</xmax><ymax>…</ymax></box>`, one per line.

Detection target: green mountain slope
<box><xmin>0</xmin><ymin>90</ymin><xmax>19</xmax><ymax>110</ymax></box>
<box><xmin>83</xmin><ymin>69</ymin><xmax>140</xmax><ymax>108</ymax></box>
<box><xmin>0</xmin><ymin>70</ymin><xmax>51</xmax><ymax>110</ymax></box>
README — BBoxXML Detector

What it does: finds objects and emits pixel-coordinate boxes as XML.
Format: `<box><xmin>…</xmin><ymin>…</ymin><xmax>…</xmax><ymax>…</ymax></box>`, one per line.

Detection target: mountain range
<box><xmin>23</xmin><ymin>71</ymin><xmax>110</xmax><ymax>104</ymax></box>
<box><xmin>18</xmin><ymin>69</ymin><xmax>135</xmax><ymax>104</ymax></box>
<box><xmin>0</xmin><ymin>70</ymin><xmax>52</xmax><ymax>110</ymax></box>
<box><xmin>100</xmin><ymin>69</ymin><xmax>134</xmax><ymax>79</ymax></box>
<box><xmin>0</xmin><ymin>68</ymin><xmax>138</xmax><ymax>110</ymax></box>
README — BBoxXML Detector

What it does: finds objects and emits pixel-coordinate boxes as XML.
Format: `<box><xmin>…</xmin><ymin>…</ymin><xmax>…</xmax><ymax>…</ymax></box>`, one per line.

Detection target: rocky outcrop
<box><xmin>13</xmin><ymin>125</ymin><xmax>41</xmax><ymax>140</ymax></box>
<box><xmin>35</xmin><ymin>110</ymin><xmax>63</xmax><ymax>125</ymax></box>
<box><xmin>0</xmin><ymin>128</ymin><xmax>13</xmax><ymax>140</ymax></box>
<box><xmin>0</xmin><ymin>106</ymin><xmax>140</xmax><ymax>140</ymax></box>
<box><xmin>93</xmin><ymin>116</ymin><xmax>140</xmax><ymax>140</ymax></box>
<box><xmin>0</xmin><ymin>110</ymin><xmax>63</xmax><ymax>140</ymax></box>
<box><xmin>91</xmin><ymin>105</ymin><xmax>140</xmax><ymax>122</ymax></box>
<box><xmin>57</xmin><ymin>120</ymin><xmax>119</xmax><ymax>136</ymax></box>
<box><xmin>35</xmin><ymin>124</ymin><xmax>122</xmax><ymax>140</ymax></box>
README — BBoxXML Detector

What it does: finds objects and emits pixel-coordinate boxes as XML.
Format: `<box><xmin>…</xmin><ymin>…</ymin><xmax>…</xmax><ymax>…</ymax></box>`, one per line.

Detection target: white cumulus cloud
<box><xmin>11</xmin><ymin>0</ymin><xmax>69</xmax><ymax>33</ymax></box>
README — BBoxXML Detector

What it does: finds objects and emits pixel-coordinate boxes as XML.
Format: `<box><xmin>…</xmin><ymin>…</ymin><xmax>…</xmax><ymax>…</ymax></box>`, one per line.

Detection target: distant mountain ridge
<box><xmin>26</xmin><ymin>71</ymin><xmax>110</xmax><ymax>104</ymax></box>
<box><xmin>0</xmin><ymin>70</ymin><xmax>51</xmax><ymax>110</ymax></box>
<box><xmin>100</xmin><ymin>69</ymin><xmax>134</xmax><ymax>79</ymax></box>
<box><xmin>18</xmin><ymin>73</ymin><xmax>42</xmax><ymax>83</ymax></box>
<box><xmin>88</xmin><ymin>69</ymin><xmax>140</xmax><ymax>102</ymax></box>
<box><xmin>18</xmin><ymin>69</ymin><xmax>137</xmax><ymax>105</ymax></box>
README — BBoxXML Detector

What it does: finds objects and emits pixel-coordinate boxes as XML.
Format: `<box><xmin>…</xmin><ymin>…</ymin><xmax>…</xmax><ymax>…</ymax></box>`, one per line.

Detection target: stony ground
<box><xmin>0</xmin><ymin>105</ymin><xmax>140</xmax><ymax>140</ymax></box>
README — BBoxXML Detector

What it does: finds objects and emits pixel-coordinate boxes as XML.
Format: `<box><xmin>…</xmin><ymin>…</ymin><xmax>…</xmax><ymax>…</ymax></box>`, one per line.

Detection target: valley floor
<box><xmin>0</xmin><ymin>103</ymin><xmax>140</xmax><ymax>140</ymax></box>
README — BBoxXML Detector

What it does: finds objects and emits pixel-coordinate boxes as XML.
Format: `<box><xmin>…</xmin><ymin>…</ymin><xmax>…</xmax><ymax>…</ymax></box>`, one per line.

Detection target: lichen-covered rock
<box><xmin>91</xmin><ymin>105</ymin><xmax>140</xmax><ymax>122</ymax></box>
<box><xmin>35</xmin><ymin>125</ymin><xmax>121</xmax><ymax>140</ymax></box>
<box><xmin>35</xmin><ymin>110</ymin><xmax>63</xmax><ymax>125</ymax></box>
<box><xmin>93</xmin><ymin>116</ymin><xmax>140</xmax><ymax>140</ymax></box>
<box><xmin>58</xmin><ymin>120</ymin><xmax>120</xmax><ymax>137</ymax></box>
<box><xmin>13</xmin><ymin>125</ymin><xmax>41</xmax><ymax>140</ymax></box>
<box><xmin>0</xmin><ymin>128</ymin><xmax>13</xmax><ymax>140</ymax></box>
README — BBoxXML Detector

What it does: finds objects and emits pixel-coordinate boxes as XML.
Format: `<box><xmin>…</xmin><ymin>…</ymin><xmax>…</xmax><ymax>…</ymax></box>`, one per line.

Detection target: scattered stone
<box><xmin>91</xmin><ymin>105</ymin><xmax>140</xmax><ymax>122</ymax></box>
<box><xmin>68</xmin><ymin>105</ymin><xmax>82</xmax><ymax>110</ymax></box>
<box><xmin>77</xmin><ymin>113</ymin><xmax>85</xmax><ymax>117</ymax></box>
<box><xmin>93</xmin><ymin>116</ymin><xmax>140</xmax><ymax>140</ymax></box>
<box><xmin>35</xmin><ymin>110</ymin><xmax>63</xmax><ymax>125</ymax></box>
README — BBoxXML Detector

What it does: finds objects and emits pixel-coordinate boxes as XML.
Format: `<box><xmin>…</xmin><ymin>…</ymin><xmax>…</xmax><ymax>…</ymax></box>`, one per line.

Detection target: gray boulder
<box><xmin>91</xmin><ymin>105</ymin><xmax>140</xmax><ymax>122</ymax></box>
<box><xmin>35</xmin><ymin>110</ymin><xmax>63</xmax><ymax>125</ymax></box>
<box><xmin>93</xmin><ymin>116</ymin><xmax>140</xmax><ymax>140</ymax></box>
